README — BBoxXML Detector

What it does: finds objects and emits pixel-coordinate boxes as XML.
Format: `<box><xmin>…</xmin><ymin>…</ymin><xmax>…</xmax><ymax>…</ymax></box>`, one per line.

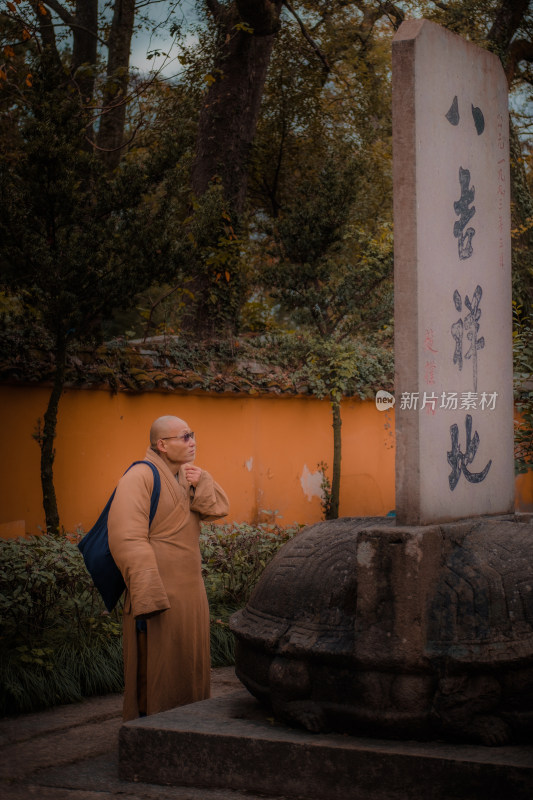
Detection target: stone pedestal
<box><xmin>230</xmin><ymin>516</ymin><xmax>533</xmax><ymax>745</ymax></box>
<box><xmin>120</xmin><ymin>514</ymin><xmax>533</xmax><ymax>798</ymax></box>
<box><xmin>119</xmin><ymin>690</ymin><xmax>533</xmax><ymax>800</ymax></box>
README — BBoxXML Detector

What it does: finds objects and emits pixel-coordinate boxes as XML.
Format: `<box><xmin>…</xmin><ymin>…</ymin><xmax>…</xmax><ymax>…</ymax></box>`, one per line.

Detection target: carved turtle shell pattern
<box><xmin>231</xmin><ymin>517</ymin><xmax>395</xmax><ymax>662</ymax></box>
<box><xmin>427</xmin><ymin>519</ymin><xmax>533</xmax><ymax>666</ymax></box>
<box><xmin>231</xmin><ymin>516</ymin><xmax>533</xmax><ymax>668</ymax></box>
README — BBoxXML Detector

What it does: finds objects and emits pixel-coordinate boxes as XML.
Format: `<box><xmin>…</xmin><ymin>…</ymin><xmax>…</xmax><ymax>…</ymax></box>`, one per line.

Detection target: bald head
<box><xmin>150</xmin><ymin>415</ymin><xmax>187</xmax><ymax>448</ymax></box>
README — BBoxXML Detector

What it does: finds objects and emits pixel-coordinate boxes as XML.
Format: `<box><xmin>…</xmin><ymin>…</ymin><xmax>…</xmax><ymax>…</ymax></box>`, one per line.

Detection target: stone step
<box><xmin>119</xmin><ymin>689</ymin><xmax>533</xmax><ymax>800</ymax></box>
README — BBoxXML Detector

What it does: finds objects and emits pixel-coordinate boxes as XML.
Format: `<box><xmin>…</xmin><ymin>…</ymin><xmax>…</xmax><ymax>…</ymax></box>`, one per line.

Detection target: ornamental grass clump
<box><xmin>0</xmin><ymin>533</ymin><xmax>123</xmax><ymax>716</ymax></box>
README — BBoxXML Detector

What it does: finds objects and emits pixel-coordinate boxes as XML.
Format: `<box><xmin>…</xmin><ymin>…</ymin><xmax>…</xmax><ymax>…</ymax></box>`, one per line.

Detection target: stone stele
<box><xmin>392</xmin><ymin>19</ymin><xmax>514</xmax><ymax>525</ymax></box>
<box><xmin>231</xmin><ymin>24</ymin><xmax>530</xmax><ymax>753</ymax></box>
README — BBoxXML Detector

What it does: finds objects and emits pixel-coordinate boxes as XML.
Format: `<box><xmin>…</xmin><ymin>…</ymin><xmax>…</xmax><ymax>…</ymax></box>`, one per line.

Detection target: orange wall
<box><xmin>516</xmin><ymin>470</ymin><xmax>533</xmax><ymax>512</ymax></box>
<box><xmin>0</xmin><ymin>384</ymin><xmax>530</xmax><ymax>537</ymax></box>
<box><xmin>0</xmin><ymin>385</ymin><xmax>396</xmax><ymax>536</ymax></box>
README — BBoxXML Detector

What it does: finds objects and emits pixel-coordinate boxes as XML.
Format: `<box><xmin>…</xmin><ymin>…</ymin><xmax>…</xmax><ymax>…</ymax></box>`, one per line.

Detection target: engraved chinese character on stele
<box><xmin>445</xmin><ymin>97</ymin><xmax>485</xmax><ymax>258</ymax></box>
<box><xmin>451</xmin><ymin>285</ymin><xmax>485</xmax><ymax>392</ymax></box>
<box><xmin>445</xmin><ymin>95</ymin><xmax>485</xmax><ymax>136</ymax></box>
<box><xmin>447</xmin><ymin>413</ymin><xmax>492</xmax><ymax>491</ymax></box>
<box><xmin>424</xmin><ymin>361</ymin><xmax>437</xmax><ymax>385</ymax></box>
<box><xmin>453</xmin><ymin>167</ymin><xmax>476</xmax><ymax>260</ymax></box>
<box><xmin>424</xmin><ymin>328</ymin><xmax>438</xmax><ymax>353</ymax></box>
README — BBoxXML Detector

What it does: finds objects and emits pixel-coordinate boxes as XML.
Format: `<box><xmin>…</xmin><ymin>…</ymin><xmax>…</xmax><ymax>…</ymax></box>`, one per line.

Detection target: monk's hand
<box><xmin>184</xmin><ymin>464</ymin><xmax>202</xmax><ymax>487</ymax></box>
<box><xmin>136</xmin><ymin>610</ymin><xmax>164</xmax><ymax>620</ymax></box>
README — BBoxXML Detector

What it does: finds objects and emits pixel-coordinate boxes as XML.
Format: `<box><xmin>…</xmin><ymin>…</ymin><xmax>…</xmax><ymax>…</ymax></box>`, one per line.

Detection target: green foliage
<box><xmin>513</xmin><ymin>302</ymin><xmax>533</xmax><ymax>474</ymax></box>
<box><xmin>0</xmin><ymin>520</ymin><xmax>301</xmax><ymax>714</ymax></box>
<box><xmin>180</xmin><ymin>184</ymin><xmax>250</xmax><ymax>337</ymax></box>
<box><xmin>253</xmin><ymin>147</ymin><xmax>393</xmax><ymax>519</ymax></box>
<box><xmin>317</xmin><ymin>461</ymin><xmax>332</xmax><ymax>520</ymax></box>
<box><xmin>0</xmin><ymin>533</ymin><xmax>123</xmax><ymax>715</ymax></box>
<box><xmin>303</xmin><ymin>338</ymin><xmax>361</xmax><ymax>404</ymax></box>
<box><xmin>249</xmin><ymin>6</ymin><xmax>394</xmax><ymax>221</ymax></box>
<box><xmin>423</xmin><ymin>0</ymin><xmax>501</xmax><ymax>42</ymax></box>
<box><xmin>260</xmin><ymin>154</ymin><xmax>394</xmax><ymax>341</ymax></box>
<box><xmin>0</xmin><ymin>61</ymin><xmax>192</xmax><ymax>346</ymax></box>
<box><xmin>200</xmin><ymin>519</ymin><xmax>300</xmax><ymax>608</ymax></box>
<box><xmin>510</xmin><ymin>126</ymin><xmax>533</xmax><ymax>316</ymax></box>
<box><xmin>200</xmin><ymin>519</ymin><xmax>301</xmax><ymax>665</ymax></box>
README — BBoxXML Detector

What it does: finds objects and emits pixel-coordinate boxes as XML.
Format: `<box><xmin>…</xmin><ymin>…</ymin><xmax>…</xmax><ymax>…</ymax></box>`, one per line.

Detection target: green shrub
<box><xmin>200</xmin><ymin>519</ymin><xmax>301</xmax><ymax>666</ymax></box>
<box><xmin>0</xmin><ymin>520</ymin><xmax>301</xmax><ymax>714</ymax></box>
<box><xmin>513</xmin><ymin>303</ymin><xmax>533</xmax><ymax>474</ymax></box>
<box><xmin>0</xmin><ymin>533</ymin><xmax>123</xmax><ymax>715</ymax></box>
<box><xmin>200</xmin><ymin>519</ymin><xmax>300</xmax><ymax>608</ymax></box>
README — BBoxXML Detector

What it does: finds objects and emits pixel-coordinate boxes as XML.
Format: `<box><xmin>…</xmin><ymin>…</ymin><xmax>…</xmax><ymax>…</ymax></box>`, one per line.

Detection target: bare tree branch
<box><xmin>28</xmin><ymin>1</ymin><xmax>61</xmax><ymax>66</ymax></box>
<box><xmin>42</xmin><ymin>0</ymin><xmax>75</xmax><ymax>28</ymax></box>
<box><xmin>86</xmin><ymin>117</ymin><xmax>143</xmax><ymax>154</ymax></box>
<box><xmin>40</xmin><ymin>19</ymin><xmax>106</xmax><ymax>48</ymax></box>
<box><xmin>378</xmin><ymin>1</ymin><xmax>405</xmax><ymax>32</ymax></box>
<box><xmin>283</xmin><ymin>0</ymin><xmax>330</xmax><ymax>72</ymax></box>
<box><xmin>135</xmin><ymin>0</ymin><xmax>181</xmax><ymax>9</ymax></box>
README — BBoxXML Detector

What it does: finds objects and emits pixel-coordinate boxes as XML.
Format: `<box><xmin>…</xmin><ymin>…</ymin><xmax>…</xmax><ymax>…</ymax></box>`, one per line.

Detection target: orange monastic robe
<box><xmin>108</xmin><ymin>447</ymin><xmax>229</xmax><ymax>721</ymax></box>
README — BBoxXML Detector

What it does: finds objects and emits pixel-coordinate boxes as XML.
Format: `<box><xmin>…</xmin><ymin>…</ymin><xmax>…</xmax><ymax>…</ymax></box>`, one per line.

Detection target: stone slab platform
<box><xmin>119</xmin><ymin>688</ymin><xmax>533</xmax><ymax>800</ymax></box>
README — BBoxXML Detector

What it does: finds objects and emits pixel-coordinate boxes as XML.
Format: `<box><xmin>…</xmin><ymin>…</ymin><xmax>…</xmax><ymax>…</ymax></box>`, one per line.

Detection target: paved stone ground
<box><xmin>0</xmin><ymin>667</ymin><xmax>289</xmax><ymax>800</ymax></box>
<box><xmin>3</xmin><ymin>667</ymin><xmax>532</xmax><ymax>800</ymax></box>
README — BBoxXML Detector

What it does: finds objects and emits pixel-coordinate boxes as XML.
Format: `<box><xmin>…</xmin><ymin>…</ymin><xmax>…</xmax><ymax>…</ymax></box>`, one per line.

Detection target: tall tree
<box><xmin>0</xmin><ymin>45</ymin><xmax>194</xmax><ymax>532</ymax></box>
<box><xmin>3</xmin><ymin>0</ymin><xmax>138</xmax><ymax>167</ymax></box>
<box><xmin>184</xmin><ymin>0</ymin><xmax>404</xmax><ymax>335</ymax></box>
<box><xmin>261</xmin><ymin>155</ymin><xmax>394</xmax><ymax>517</ymax></box>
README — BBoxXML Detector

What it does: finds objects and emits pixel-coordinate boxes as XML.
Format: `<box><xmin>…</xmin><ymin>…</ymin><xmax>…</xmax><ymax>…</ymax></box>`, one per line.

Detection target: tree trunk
<box><xmin>327</xmin><ymin>399</ymin><xmax>342</xmax><ymax>520</ymax></box>
<box><xmin>40</xmin><ymin>332</ymin><xmax>67</xmax><ymax>535</ymax></box>
<box><xmin>72</xmin><ymin>0</ymin><xmax>98</xmax><ymax>105</ymax></box>
<box><xmin>191</xmin><ymin>0</ymin><xmax>283</xmax><ymax>217</ymax></box>
<box><xmin>96</xmin><ymin>0</ymin><xmax>136</xmax><ymax>170</ymax></box>
<box><xmin>509</xmin><ymin>121</ymin><xmax>533</xmax><ymax>311</ymax></box>
<box><xmin>487</xmin><ymin>0</ymin><xmax>530</xmax><ymax>63</ymax></box>
<box><xmin>485</xmin><ymin>0</ymin><xmax>533</xmax><ymax>313</ymax></box>
<box><xmin>30</xmin><ymin>1</ymin><xmax>62</xmax><ymax>70</ymax></box>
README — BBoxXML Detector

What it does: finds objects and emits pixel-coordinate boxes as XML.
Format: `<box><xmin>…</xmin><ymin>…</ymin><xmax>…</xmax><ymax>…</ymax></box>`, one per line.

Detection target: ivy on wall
<box><xmin>0</xmin><ymin>329</ymin><xmax>394</xmax><ymax>399</ymax></box>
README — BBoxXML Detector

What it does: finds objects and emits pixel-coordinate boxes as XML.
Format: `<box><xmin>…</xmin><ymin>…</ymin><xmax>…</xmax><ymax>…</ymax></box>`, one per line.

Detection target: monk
<box><xmin>108</xmin><ymin>415</ymin><xmax>229</xmax><ymax>721</ymax></box>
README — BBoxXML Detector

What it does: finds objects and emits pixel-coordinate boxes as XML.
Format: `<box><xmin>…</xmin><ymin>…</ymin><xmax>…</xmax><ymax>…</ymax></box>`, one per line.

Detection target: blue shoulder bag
<box><xmin>78</xmin><ymin>460</ymin><xmax>161</xmax><ymax>612</ymax></box>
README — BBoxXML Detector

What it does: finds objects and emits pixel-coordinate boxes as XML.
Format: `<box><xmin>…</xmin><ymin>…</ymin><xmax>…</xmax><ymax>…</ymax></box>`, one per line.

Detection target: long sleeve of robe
<box><xmin>108</xmin><ymin>447</ymin><xmax>229</xmax><ymax>721</ymax></box>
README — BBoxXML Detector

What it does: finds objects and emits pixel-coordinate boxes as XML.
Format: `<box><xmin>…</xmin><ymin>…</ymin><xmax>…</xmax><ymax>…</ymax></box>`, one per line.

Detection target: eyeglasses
<box><xmin>160</xmin><ymin>431</ymin><xmax>195</xmax><ymax>443</ymax></box>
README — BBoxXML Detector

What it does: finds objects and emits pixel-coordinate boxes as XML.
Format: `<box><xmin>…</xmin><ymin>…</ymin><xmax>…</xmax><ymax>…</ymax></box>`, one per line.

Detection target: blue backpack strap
<box><xmin>123</xmin><ymin>460</ymin><xmax>161</xmax><ymax>527</ymax></box>
<box><xmin>78</xmin><ymin>459</ymin><xmax>162</xmax><ymax>613</ymax></box>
